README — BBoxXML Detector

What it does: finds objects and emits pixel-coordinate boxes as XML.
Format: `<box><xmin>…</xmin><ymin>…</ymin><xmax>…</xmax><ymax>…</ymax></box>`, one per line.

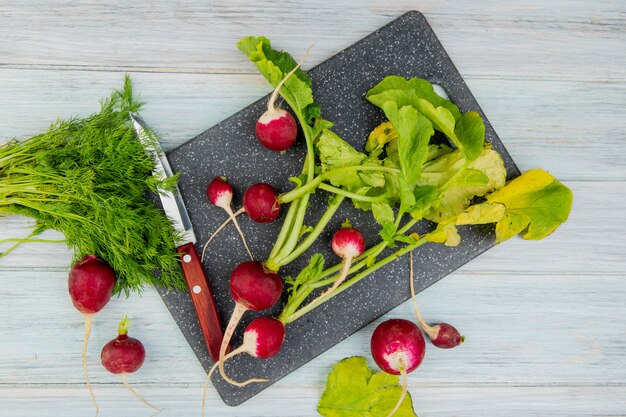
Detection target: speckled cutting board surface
<box><xmin>157</xmin><ymin>10</ymin><xmax>519</xmax><ymax>406</ymax></box>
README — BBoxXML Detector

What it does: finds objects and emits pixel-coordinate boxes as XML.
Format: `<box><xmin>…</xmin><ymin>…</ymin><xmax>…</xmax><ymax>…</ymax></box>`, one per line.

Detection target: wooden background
<box><xmin>1</xmin><ymin>1</ymin><xmax>625</xmax><ymax>416</ymax></box>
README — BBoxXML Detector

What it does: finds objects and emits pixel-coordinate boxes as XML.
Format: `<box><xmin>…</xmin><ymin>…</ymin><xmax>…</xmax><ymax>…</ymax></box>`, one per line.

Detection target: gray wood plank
<box><xmin>1</xmin><ymin>385</ymin><xmax>625</xmax><ymax>417</ymax></box>
<box><xmin>1</xmin><ymin>1</ymin><xmax>624</xmax><ymax>81</ymax></box>
<box><xmin>1</xmin><ymin>70</ymin><xmax>625</xmax><ymax>181</ymax></box>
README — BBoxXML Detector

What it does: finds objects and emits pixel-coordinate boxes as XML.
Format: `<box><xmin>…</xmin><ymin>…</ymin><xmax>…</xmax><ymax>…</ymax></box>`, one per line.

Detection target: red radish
<box><xmin>370</xmin><ymin>319</ymin><xmax>425</xmax><ymax>417</ymax></box>
<box><xmin>313</xmin><ymin>220</ymin><xmax>364</xmax><ymax>302</ymax></box>
<box><xmin>68</xmin><ymin>254</ymin><xmax>116</xmax><ymax>416</ymax></box>
<box><xmin>205</xmin><ymin>176</ymin><xmax>253</xmax><ymax>260</ymax></box>
<box><xmin>256</xmin><ymin>109</ymin><xmax>298</xmax><ymax>152</ymax></box>
<box><xmin>409</xmin><ymin>251</ymin><xmax>464</xmax><ymax>349</ymax></box>
<box><xmin>101</xmin><ymin>316</ymin><xmax>158</xmax><ymax>413</ymax></box>
<box><xmin>255</xmin><ymin>47</ymin><xmax>311</xmax><ymax>151</ymax></box>
<box><xmin>218</xmin><ymin>261</ymin><xmax>283</xmax><ymax>386</ymax></box>
<box><xmin>202</xmin><ymin>317</ymin><xmax>285</xmax><ymax>416</ymax></box>
<box><xmin>243</xmin><ymin>183</ymin><xmax>281</xmax><ymax>223</ymax></box>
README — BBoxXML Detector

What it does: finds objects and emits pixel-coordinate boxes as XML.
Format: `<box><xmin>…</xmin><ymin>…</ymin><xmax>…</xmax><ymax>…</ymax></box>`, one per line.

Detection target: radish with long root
<box><xmin>101</xmin><ymin>315</ymin><xmax>158</xmax><ymax>413</ymax></box>
<box><xmin>203</xmin><ymin>176</ymin><xmax>253</xmax><ymax>261</ymax></box>
<box><xmin>243</xmin><ymin>183</ymin><xmax>281</xmax><ymax>223</ymax></box>
<box><xmin>255</xmin><ymin>46</ymin><xmax>312</xmax><ymax>151</ymax></box>
<box><xmin>409</xmin><ymin>251</ymin><xmax>464</xmax><ymax>349</ymax></box>
<box><xmin>218</xmin><ymin>261</ymin><xmax>283</xmax><ymax>386</ymax></box>
<box><xmin>202</xmin><ymin>317</ymin><xmax>285</xmax><ymax>416</ymax></box>
<box><xmin>310</xmin><ymin>221</ymin><xmax>364</xmax><ymax>304</ymax></box>
<box><xmin>370</xmin><ymin>318</ymin><xmax>425</xmax><ymax>417</ymax></box>
<box><xmin>68</xmin><ymin>254</ymin><xmax>117</xmax><ymax>416</ymax></box>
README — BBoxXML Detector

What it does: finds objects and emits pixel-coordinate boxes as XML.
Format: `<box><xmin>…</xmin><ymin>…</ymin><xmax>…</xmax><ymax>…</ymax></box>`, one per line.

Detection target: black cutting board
<box><xmin>158</xmin><ymin>10</ymin><xmax>519</xmax><ymax>406</ymax></box>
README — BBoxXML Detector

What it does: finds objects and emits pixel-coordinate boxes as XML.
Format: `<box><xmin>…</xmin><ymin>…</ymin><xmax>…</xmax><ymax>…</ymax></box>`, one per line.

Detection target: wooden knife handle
<box><xmin>177</xmin><ymin>242</ymin><xmax>224</xmax><ymax>362</ymax></box>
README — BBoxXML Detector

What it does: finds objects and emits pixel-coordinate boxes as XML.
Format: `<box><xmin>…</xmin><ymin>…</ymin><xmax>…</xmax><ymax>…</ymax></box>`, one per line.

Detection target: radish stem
<box><xmin>201</xmin><ymin>207</ymin><xmax>245</xmax><ymax>262</ymax></box>
<box><xmin>272</xmin><ymin>196</ymin><xmax>345</xmax><ymax>267</ymax></box>
<box><xmin>267</xmin><ymin>198</ymin><xmax>301</xmax><ymax>263</ymax></box>
<box><xmin>278</xmin><ymin>165</ymin><xmax>400</xmax><ymax>204</ymax></box>
<box><xmin>266</xmin><ymin>45</ymin><xmax>313</xmax><ymax>112</ymax></box>
<box><xmin>282</xmin><ymin>235</ymin><xmax>428</xmax><ymax>323</ymax></box>
<box><xmin>317</xmin><ymin>183</ymin><xmax>387</xmax><ymax>202</ymax></box>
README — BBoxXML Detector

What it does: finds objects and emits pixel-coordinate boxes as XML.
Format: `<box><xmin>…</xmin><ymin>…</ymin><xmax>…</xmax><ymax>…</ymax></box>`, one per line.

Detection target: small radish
<box><xmin>202</xmin><ymin>317</ymin><xmax>285</xmax><ymax>416</ymax></box>
<box><xmin>218</xmin><ymin>261</ymin><xmax>283</xmax><ymax>386</ymax></box>
<box><xmin>68</xmin><ymin>254</ymin><xmax>116</xmax><ymax>416</ymax></box>
<box><xmin>101</xmin><ymin>315</ymin><xmax>158</xmax><ymax>413</ymax></box>
<box><xmin>243</xmin><ymin>183</ymin><xmax>281</xmax><ymax>223</ymax></box>
<box><xmin>205</xmin><ymin>176</ymin><xmax>253</xmax><ymax>260</ymax></box>
<box><xmin>255</xmin><ymin>47</ymin><xmax>311</xmax><ymax>151</ymax></box>
<box><xmin>409</xmin><ymin>251</ymin><xmax>464</xmax><ymax>349</ymax></box>
<box><xmin>370</xmin><ymin>319</ymin><xmax>425</xmax><ymax>417</ymax></box>
<box><xmin>313</xmin><ymin>220</ymin><xmax>364</xmax><ymax>302</ymax></box>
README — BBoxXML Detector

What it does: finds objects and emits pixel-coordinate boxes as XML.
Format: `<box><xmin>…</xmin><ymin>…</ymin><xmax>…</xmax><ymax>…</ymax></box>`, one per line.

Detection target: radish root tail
<box><xmin>409</xmin><ymin>251</ymin><xmax>437</xmax><ymax>340</ymax></box>
<box><xmin>267</xmin><ymin>44</ymin><xmax>314</xmax><ymax>110</ymax></box>
<box><xmin>218</xmin><ymin>304</ymin><xmax>268</xmax><ymax>387</ymax></box>
<box><xmin>202</xmin><ymin>346</ymin><xmax>245</xmax><ymax>417</ymax></box>
<box><xmin>82</xmin><ymin>314</ymin><xmax>98</xmax><ymax>417</ymax></box>
<box><xmin>201</xmin><ymin>207</ymin><xmax>245</xmax><ymax>262</ymax></box>
<box><xmin>119</xmin><ymin>373</ymin><xmax>159</xmax><ymax>413</ymax></box>
<box><xmin>225</xmin><ymin>206</ymin><xmax>254</xmax><ymax>260</ymax></box>
<box><xmin>309</xmin><ymin>256</ymin><xmax>353</xmax><ymax>306</ymax></box>
<box><xmin>385</xmin><ymin>361</ymin><xmax>408</xmax><ymax>417</ymax></box>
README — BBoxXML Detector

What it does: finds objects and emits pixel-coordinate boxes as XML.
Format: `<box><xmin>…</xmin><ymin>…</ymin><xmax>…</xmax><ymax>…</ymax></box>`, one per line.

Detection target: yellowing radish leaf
<box><xmin>426</xmin><ymin>223</ymin><xmax>461</xmax><ymax>247</ymax></box>
<box><xmin>422</xmin><ymin>148</ymin><xmax>506</xmax><ymax>222</ymax></box>
<box><xmin>485</xmin><ymin>169</ymin><xmax>573</xmax><ymax>242</ymax></box>
<box><xmin>456</xmin><ymin>203</ymin><xmax>506</xmax><ymax>225</ymax></box>
<box><xmin>318</xmin><ymin>356</ymin><xmax>417</xmax><ymax>417</ymax></box>
<box><xmin>365</xmin><ymin>121</ymin><xmax>398</xmax><ymax>153</ymax></box>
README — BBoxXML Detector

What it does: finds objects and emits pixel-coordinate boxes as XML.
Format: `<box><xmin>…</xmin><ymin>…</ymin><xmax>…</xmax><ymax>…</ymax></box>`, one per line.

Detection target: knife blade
<box><xmin>130</xmin><ymin>112</ymin><xmax>224</xmax><ymax>362</ymax></box>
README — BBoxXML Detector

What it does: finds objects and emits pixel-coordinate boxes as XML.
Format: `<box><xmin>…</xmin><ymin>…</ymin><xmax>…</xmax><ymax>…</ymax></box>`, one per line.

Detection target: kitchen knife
<box><xmin>130</xmin><ymin>112</ymin><xmax>224</xmax><ymax>362</ymax></box>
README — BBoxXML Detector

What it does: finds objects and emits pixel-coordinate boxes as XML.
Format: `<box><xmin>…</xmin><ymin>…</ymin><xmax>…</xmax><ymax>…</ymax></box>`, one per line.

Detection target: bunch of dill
<box><xmin>0</xmin><ymin>76</ymin><xmax>185</xmax><ymax>295</ymax></box>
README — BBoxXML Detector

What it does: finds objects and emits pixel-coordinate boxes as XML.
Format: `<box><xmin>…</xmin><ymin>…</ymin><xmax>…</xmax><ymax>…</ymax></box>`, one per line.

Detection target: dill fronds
<box><xmin>0</xmin><ymin>76</ymin><xmax>185</xmax><ymax>295</ymax></box>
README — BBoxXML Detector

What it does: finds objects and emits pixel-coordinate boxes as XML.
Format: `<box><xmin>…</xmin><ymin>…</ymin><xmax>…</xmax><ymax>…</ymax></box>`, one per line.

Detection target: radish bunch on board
<box><xmin>68</xmin><ymin>254</ymin><xmax>116</xmax><ymax>416</ymax></box>
<box><xmin>101</xmin><ymin>316</ymin><xmax>158</xmax><ymax>413</ymax></box>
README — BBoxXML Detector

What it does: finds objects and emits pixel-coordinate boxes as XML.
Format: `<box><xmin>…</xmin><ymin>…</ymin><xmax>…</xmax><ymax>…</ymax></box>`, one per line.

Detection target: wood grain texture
<box><xmin>1</xmin><ymin>1</ymin><xmax>625</xmax><ymax>416</ymax></box>
<box><xmin>1</xmin><ymin>0</ymin><xmax>625</xmax><ymax>81</ymax></box>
